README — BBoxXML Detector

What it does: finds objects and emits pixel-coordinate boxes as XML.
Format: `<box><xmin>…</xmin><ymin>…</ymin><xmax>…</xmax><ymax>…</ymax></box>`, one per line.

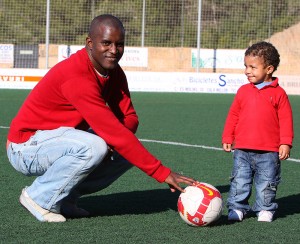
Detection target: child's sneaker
<box><xmin>257</xmin><ymin>210</ymin><xmax>274</xmax><ymax>222</ymax></box>
<box><xmin>228</xmin><ymin>209</ymin><xmax>243</xmax><ymax>221</ymax></box>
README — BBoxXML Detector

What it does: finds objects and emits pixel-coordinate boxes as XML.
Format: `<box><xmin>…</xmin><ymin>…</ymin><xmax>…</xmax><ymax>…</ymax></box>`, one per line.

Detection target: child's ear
<box><xmin>266</xmin><ymin>65</ymin><xmax>275</xmax><ymax>75</ymax></box>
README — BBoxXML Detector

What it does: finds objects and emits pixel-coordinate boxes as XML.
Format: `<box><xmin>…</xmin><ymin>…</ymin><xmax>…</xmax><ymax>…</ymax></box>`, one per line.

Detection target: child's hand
<box><xmin>279</xmin><ymin>144</ymin><xmax>291</xmax><ymax>160</ymax></box>
<box><xmin>223</xmin><ymin>143</ymin><xmax>232</xmax><ymax>152</ymax></box>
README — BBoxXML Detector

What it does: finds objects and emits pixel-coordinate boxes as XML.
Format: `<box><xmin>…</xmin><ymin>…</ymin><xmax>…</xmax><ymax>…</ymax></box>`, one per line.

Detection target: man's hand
<box><xmin>164</xmin><ymin>171</ymin><xmax>197</xmax><ymax>193</ymax></box>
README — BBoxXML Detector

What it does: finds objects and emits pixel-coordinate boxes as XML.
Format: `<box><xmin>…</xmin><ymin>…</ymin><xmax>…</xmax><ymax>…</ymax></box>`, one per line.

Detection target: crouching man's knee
<box><xmin>88</xmin><ymin>136</ymin><xmax>108</xmax><ymax>166</ymax></box>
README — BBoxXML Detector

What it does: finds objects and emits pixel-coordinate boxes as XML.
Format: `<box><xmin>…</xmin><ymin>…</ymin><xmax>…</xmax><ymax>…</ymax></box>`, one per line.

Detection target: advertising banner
<box><xmin>0</xmin><ymin>68</ymin><xmax>299</xmax><ymax>95</ymax></box>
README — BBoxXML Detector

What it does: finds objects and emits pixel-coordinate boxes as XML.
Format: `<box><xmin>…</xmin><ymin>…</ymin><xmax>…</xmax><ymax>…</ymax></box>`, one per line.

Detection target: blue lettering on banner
<box><xmin>218</xmin><ymin>74</ymin><xmax>226</xmax><ymax>87</ymax></box>
<box><xmin>0</xmin><ymin>45</ymin><xmax>13</xmax><ymax>51</ymax></box>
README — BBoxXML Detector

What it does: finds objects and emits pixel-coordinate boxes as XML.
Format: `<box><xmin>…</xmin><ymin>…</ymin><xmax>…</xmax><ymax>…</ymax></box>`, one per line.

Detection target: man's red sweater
<box><xmin>8</xmin><ymin>48</ymin><xmax>171</xmax><ymax>183</ymax></box>
<box><xmin>222</xmin><ymin>78</ymin><xmax>293</xmax><ymax>152</ymax></box>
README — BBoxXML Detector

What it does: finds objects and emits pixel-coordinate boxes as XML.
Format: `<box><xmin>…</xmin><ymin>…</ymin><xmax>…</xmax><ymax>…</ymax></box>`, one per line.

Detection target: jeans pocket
<box><xmin>9</xmin><ymin>148</ymin><xmax>34</xmax><ymax>176</ymax></box>
<box><xmin>8</xmin><ymin>141</ymin><xmax>50</xmax><ymax>176</ymax></box>
<box><xmin>264</xmin><ymin>180</ymin><xmax>280</xmax><ymax>205</ymax></box>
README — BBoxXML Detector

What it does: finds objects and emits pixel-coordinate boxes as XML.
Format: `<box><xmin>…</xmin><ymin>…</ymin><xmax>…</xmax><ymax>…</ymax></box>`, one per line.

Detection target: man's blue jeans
<box><xmin>227</xmin><ymin>149</ymin><xmax>281</xmax><ymax>215</ymax></box>
<box><xmin>7</xmin><ymin>127</ymin><xmax>132</xmax><ymax>213</ymax></box>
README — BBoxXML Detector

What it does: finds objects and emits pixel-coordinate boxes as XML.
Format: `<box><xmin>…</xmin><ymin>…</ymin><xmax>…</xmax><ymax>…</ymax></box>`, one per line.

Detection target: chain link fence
<box><xmin>1</xmin><ymin>0</ymin><xmax>300</xmax><ymax>74</ymax></box>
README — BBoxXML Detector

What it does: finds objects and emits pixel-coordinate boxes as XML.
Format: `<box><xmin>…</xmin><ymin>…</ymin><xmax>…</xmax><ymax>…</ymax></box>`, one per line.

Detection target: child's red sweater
<box><xmin>222</xmin><ymin>78</ymin><xmax>293</xmax><ymax>151</ymax></box>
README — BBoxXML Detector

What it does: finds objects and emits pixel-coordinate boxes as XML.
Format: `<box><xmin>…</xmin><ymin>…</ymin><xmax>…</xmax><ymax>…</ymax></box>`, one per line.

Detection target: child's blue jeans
<box><xmin>227</xmin><ymin>149</ymin><xmax>281</xmax><ymax>215</ymax></box>
<box><xmin>7</xmin><ymin>127</ymin><xmax>132</xmax><ymax>213</ymax></box>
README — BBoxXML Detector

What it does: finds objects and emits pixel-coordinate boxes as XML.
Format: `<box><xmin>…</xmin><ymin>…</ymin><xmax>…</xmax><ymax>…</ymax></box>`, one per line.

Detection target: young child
<box><xmin>222</xmin><ymin>41</ymin><xmax>294</xmax><ymax>222</ymax></box>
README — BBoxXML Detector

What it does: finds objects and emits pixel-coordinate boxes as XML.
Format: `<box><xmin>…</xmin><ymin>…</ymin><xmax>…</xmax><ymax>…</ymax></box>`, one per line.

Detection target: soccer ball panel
<box><xmin>179</xmin><ymin>186</ymin><xmax>204</xmax><ymax>216</ymax></box>
<box><xmin>202</xmin><ymin>197</ymin><xmax>223</xmax><ymax>223</ymax></box>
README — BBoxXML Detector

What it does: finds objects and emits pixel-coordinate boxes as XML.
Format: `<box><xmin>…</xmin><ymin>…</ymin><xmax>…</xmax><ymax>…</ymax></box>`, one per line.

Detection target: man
<box><xmin>6</xmin><ymin>14</ymin><xmax>196</xmax><ymax>222</ymax></box>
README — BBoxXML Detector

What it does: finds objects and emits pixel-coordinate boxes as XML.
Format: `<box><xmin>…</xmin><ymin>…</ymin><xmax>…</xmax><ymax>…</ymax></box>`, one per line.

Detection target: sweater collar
<box><xmin>251</xmin><ymin>77</ymin><xmax>279</xmax><ymax>88</ymax></box>
<box><xmin>81</xmin><ymin>48</ymin><xmax>110</xmax><ymax>82</ymax></box>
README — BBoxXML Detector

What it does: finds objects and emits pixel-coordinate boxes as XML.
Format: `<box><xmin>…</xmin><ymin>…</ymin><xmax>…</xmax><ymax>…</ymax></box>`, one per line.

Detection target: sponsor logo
<box><xmin>199</xmin><ymin>185</ymin><xmax>214</xmax><ymax>196</ymax></box>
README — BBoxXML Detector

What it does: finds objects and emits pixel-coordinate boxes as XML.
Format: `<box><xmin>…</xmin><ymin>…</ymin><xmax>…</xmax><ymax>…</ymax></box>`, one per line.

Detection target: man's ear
<box><xmin>86</xmin><ymin>37</ymin><xmax>92</xmax><ymax>49</ymax></box>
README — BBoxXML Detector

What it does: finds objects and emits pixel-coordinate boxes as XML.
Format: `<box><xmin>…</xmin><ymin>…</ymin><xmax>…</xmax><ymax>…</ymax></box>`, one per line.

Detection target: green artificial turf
<box><xmin>0</xmin><ymin>90</ymin><xmax>299</xmax><ymax>243</ymax></box>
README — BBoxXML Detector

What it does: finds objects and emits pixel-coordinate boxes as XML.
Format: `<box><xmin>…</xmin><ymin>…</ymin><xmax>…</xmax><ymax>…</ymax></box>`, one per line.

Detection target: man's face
<box><xmin>86</xmin><ymin>24</ymin><xmax>125</xmax><ymax>74</ymax></box>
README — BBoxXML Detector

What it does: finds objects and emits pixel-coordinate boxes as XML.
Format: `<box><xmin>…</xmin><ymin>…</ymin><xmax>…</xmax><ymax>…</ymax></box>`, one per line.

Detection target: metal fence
<box><xmin>1</xmin><ymin>0</ymin><xmax>300</xmax><ymax>74</ymax></box>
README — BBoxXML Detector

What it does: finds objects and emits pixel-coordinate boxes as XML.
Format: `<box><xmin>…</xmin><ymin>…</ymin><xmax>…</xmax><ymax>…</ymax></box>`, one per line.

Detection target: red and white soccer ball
<box><xmin>177</xmin><ymin>182</ymin><xmax>223</xmax><ymax>227</ymax></box>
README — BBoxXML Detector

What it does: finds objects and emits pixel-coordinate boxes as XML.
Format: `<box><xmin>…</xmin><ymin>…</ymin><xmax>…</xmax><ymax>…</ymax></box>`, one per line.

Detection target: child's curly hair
<box><xmin>245</xmin><ymin>41</ymin><xmax>280</xmax><ymax>71</ymax></box>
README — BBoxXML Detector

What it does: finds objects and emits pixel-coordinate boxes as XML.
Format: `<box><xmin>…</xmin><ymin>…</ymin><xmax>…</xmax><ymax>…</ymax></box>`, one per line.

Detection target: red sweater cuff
<box><xmin>151</xmin><ymin>165</ymin><xmax>171</xmax><ymax>183</ymax></box>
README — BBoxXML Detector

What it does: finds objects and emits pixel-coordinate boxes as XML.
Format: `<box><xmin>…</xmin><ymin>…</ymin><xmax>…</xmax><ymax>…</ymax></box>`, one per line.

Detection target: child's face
<box><xmin>244</xmin><ymin>55</ymin><xmax>274</xmax><ymax>84</ymax></box>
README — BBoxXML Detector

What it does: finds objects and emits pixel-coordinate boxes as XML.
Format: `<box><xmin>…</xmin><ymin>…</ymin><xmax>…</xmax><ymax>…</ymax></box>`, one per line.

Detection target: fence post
<box><xmin>141</xmin><ymin>0</ymin><xmax>146</xmax><ymax>47</ymax></box>
<box><xmin>196</xmin><ymin>0</ymin><xmax>202</xmax><ymax>72</ymax></box>
<box><xmin>45</xmin><ymin>0</ymin><xmax>50</xmax><ymax>69</ymax></box>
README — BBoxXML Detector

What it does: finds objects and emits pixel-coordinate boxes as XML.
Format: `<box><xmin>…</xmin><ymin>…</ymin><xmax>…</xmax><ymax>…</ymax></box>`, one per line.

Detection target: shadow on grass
<box><xmin>215</xmin><ymin>184</ymin><xmax>230</xmax><ymax>194</ymax></box>
<box><xmin>80</xmin><ymin>188</ymin><xmax>180</xmax><ymax>217</ymax></box>
<box><xmin>276</xmin><ymin>193</ymin><xmax>300</xmax><ymax>219</ymax></box>
<box><xmin>80</xmin><ymin>184</ymin><xmax>231</xmax><ymax>218</ymax></box>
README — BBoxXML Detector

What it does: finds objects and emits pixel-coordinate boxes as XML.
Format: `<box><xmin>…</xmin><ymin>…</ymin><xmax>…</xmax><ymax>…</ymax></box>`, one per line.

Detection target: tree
<box><xmin>0</xmin><ymin>0</ymin><xmax>300</xmax><ymax>49</ymax></box>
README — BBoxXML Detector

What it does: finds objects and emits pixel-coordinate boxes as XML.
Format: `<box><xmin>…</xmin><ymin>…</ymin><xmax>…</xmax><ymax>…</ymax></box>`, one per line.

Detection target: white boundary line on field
<box><xmin>140</xmin><ymin>138</ymin><xmax>223</xmax><ymax>151</ymax></box>
<box><xmin>0</xmin><ymin>126</ymin><xmax>299</xmax><ymax>163</ymax></box>
<box><xmin>139</xmin><ymin>138</ymin><xmax>300</xmax><ymax>163</ymax></box>
<box><xmin>0</xmin><ymin>126</ymin><xmax>9</xmax><ymax>129</ymax></box>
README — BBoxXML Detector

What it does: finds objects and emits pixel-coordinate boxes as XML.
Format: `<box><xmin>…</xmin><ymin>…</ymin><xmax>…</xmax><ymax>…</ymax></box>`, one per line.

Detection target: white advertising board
<box><xmin>119</xmin><ymin>47</ymin><xmax>148</xmax><ymax>67</ymax></box>
<box><xmin>0</xmin><ymin>68</ymin><xmax>299</xmax><ymax>95</ymax></box>
<box><xmin>0</xmin><ymin>44</ymin><xmax>14</xmax><ymax>64</ymax></box>
<box><xmin>58</xmin><ymin>45</ymin><xmax>83</xmax><ymax>62</ymax></box>
<box><xmin>126</xmin><ymin>71</ymin><xmax>248</xmax><ymax>93</ymax></box>
<box><xmin>191</xmin><ymin>49</ymin><xmax>245</xmax><ymax>69</ymax></box>
<box><xmin>0</xmin><ymin>68</ymin><xmax>47</xmax><ymax>89</ymax></box>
